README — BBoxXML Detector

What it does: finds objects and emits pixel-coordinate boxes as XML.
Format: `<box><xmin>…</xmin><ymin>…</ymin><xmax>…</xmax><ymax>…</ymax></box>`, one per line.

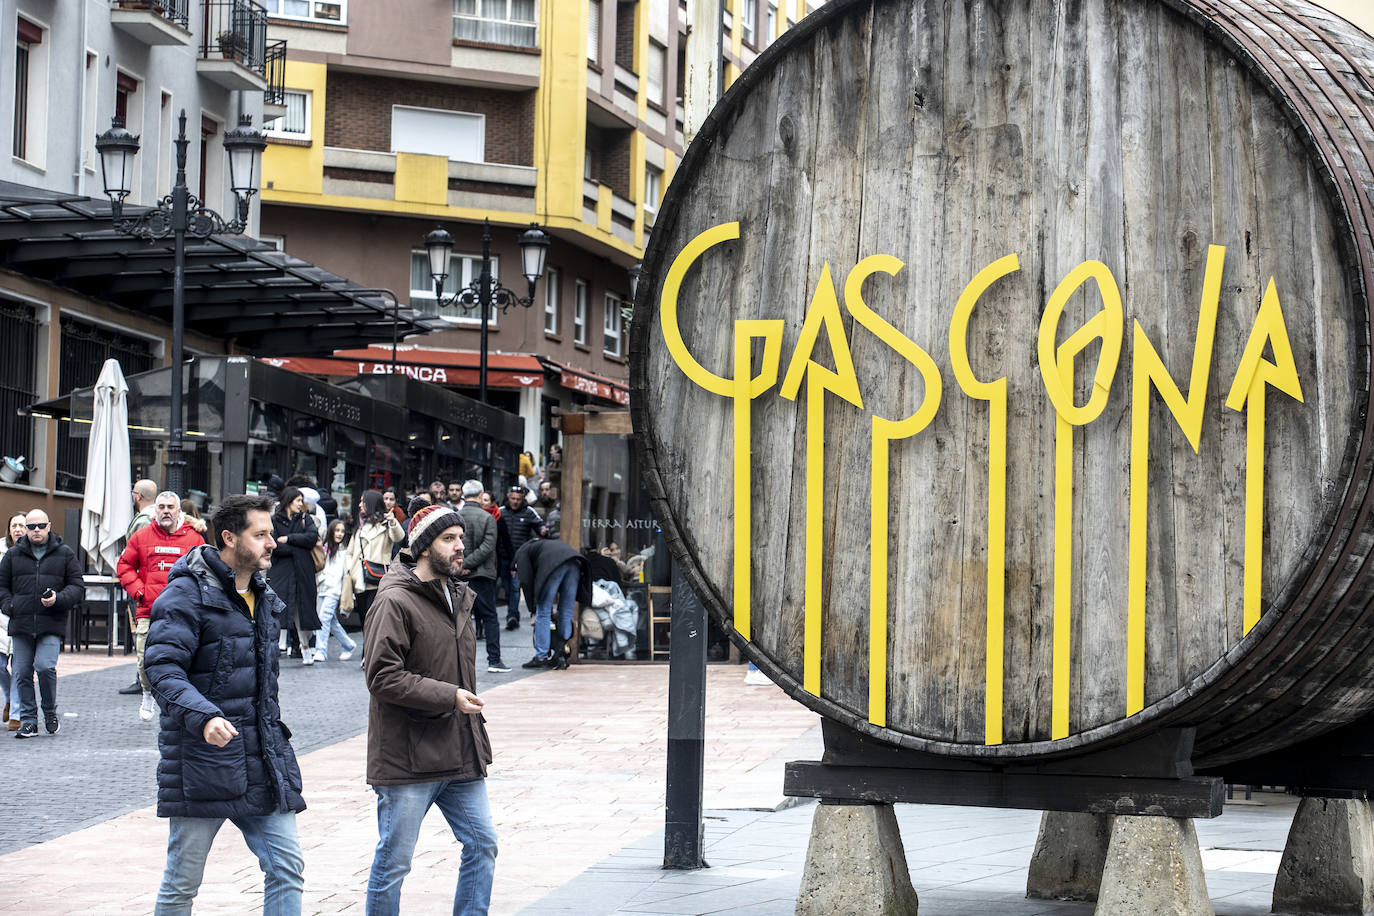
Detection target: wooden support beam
<box><xmin>784</xmin><ymin>762</ymin><xmax>1224</xmax><ymax>819</ymax></box>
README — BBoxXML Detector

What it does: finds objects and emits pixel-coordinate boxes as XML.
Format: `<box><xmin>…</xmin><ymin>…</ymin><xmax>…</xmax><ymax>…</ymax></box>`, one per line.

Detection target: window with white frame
<box><xmin>574</xmin><ymin>279</ymin><xmax>588</xmax><ymax>344</ymax></box>
<box><xmin>13</xmin><ymin>16</ymin><xmax>48</xmax><ymax>167</ymax></box>
<box><xmin>644</xmin><ymin>165</ymin><xmax>661</xmax><ymax>215</ymax></box>
<box><xmin>742</xmin><ymin>0</ymin><xmax>757</xmax><ymax>47</ymax></box>
<box><xmin>265</xmin><ymin>90</ymin><xmax>311</xmax><ymax>139</ymax></box>
<box><xmin>263</xmin><ymin>0</ymin><xmax>344</xmax><ymax>24</ymax></box>
<box><xmin>604</xmin><ymin>292</ymin><xmax>622</xmax><ymax>357</ymax></box>
<box><xmin>453</xmin><ymin>0</ymin><xmax>537</xmax><ymax>48</ymax></box>
<box><xmin>259</xmin><ymin>234</ymin><xmax>286</xmax><ymax>251</ymax></box>
<box><xmin>391</xmin><ymin>106</ymin><xmax>484</xmax><ymax>162</ymax></box>
<box><xmin>82</xmin><ymin>53</ymin><xmax>98</xmax><ymax>172</ymax></box>
<box><xmin>587</xmin><ymin>0</ymin><xmax>601</xmax><ymax>64</ymax></box>
<box><xmin>410</xmin><ymin>250</ymin><xmax>500</xmax><ymax>326</ymax></box>
<box><xmin>766</xmin><ymin>3</ymin><xmax>777</xmax><ymax>45</ymax></box>
<box><xmin>544</xmin><ymin>266</ymin><xmax>560</xmax><ymax>335</ymax></box>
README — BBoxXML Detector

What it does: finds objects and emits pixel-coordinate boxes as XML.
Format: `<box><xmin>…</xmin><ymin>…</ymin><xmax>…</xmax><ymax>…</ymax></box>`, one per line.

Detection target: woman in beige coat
<box><xmin>345</xmin><ymin>490</ymin><xmax>405</xmax><ymax>645</ymax></box>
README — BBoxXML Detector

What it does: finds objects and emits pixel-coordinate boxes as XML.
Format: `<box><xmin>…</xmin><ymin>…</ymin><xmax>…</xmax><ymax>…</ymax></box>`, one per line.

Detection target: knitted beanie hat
<box><xmin>406</xmin><ymin>503</ymin><xmax>463</xmax><ymax>560</ymax></box>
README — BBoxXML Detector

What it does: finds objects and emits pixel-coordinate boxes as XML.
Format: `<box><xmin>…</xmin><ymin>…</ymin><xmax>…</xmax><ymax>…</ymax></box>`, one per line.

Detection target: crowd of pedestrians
<box><xmin>0</xmin><ymin>448</ymin><xmax>585</xmax><ymax>914</ymax></box>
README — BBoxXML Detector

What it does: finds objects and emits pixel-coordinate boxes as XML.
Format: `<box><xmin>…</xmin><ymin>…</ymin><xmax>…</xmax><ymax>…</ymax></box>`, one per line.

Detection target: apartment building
<box><xmin>0</xmin><ymin>1</ymin><xmax>443</xmax><ymax>524</ymax></box>
<box><xmin>258</xmin><ymin>0</ymin><xmax>823</xmax><ymax>467</ymax></box>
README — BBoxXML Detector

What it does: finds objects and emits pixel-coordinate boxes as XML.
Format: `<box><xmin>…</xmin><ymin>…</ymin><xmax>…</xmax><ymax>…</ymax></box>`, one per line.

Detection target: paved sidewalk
<box><xmin>0</xmin><ymin>662</ymin><xmax>817</xmax><ymax>915</ymax></box>
<box><xmin>522</xmin><ymin>785</ymin><xmax>1297</xmax><ymax>916</ymax></box>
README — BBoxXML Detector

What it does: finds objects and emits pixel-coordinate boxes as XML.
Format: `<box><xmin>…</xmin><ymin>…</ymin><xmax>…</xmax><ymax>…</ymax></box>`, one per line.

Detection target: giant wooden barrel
<box><xmin>630</xmin><ymin>0</ymin><xmax>1374</xmax><ymax>767</ymax></box>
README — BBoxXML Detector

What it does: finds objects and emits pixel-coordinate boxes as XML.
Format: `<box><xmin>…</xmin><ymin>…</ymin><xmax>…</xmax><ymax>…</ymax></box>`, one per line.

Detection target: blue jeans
<box><xmin>9</xmin><ymin>633</ymin><xmax>59</xmax><ymax>723</ymax></box>
<box><xmin>0</xmin><ymin>650</ymin><xmax>10</xmax><ymax>708</ymax></box>
<box><xmin>368</xmin><ymin>779</ymin><xmax>497</xmax><ymax>916</ymax></box>
<box><xmin>155</xmin><ymin>811</ymin><xmax>304</xmax><ymax>916</ymax></box>
<box><xmin>315</xmin><ymin>594</ymin><xmax>356</xmax><ymax>658</ymax></box>
<box><xmin>533</xmin><ymin>560</ymin><xmax>579</xmax><ymax>658</ymax></box>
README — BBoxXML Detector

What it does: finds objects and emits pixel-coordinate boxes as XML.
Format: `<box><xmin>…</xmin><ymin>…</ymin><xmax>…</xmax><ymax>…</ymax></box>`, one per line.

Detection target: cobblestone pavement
<box><xmin>0</xmin><ymin>638</ymin><xmax>819</xmax><ymax>915</ymax></box>
<box><xmin>0</xmin><ymin>616</ymin><xmax>544</xmax><ymax>856</ymax></box>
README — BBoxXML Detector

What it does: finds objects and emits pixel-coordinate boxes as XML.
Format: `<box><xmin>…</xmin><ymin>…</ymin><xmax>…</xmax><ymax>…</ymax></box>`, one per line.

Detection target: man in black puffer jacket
<box><xmin>496</xmin><ymin>486</ymin><xmax>547</xmax><ymax>629</ymax></box>
<box><xmin>144</xmin><ymin>494</ymin><xmax>306</xmax><ymax>915</ymax></box>
<box><xmin>0</xmin><ymin>509</ymin><xmax>83</xmax><ymax>738</ymax></box>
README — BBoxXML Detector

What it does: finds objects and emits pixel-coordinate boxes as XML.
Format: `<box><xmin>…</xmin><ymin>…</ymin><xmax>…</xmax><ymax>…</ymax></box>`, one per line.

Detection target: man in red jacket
<box><xmin>117</xmin><ymin>491</ymin><xmax>204</xmax><ymax>722</ymax></box>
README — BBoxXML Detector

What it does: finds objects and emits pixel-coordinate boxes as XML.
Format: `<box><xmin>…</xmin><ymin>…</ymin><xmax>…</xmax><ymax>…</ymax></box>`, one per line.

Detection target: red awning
<box><xmin>541</xmin><ymin>358</ymin><xmax>630</xmax><ymax>406</ymax></box>
<box><xmin>262</xmin><ymin>347</ymin><xmax>545</xmax><ymax>389</ymax></box>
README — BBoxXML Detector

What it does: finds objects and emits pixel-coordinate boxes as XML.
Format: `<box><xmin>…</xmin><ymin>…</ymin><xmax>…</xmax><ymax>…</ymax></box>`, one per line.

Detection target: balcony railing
<box><xmin>200</xmin><ymin>0</ymin><xmax>269</xmax><ymax>76</ymax></box>
<box><xmin>264</xmin><ymin>38</ymin><xmax>287</xmax><ymax>107</ymax></box>
<box><xmin>111</xmin><ymin>0</ymin><xmax>190</xmax><ymax>30</ymax></box>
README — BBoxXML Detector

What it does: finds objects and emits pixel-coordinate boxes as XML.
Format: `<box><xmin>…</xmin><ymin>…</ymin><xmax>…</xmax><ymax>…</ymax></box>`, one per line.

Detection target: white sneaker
<box><xmin>139</xmin><ymin>692</ymin><xmax>156</xmax><ymax>721</ymax></box>
<box><xmin>314</xmin><ymin>649</ymin><xmax>327</xmax><ymax>662</ymax></box>
<box><xmin>302</xmin><ymin>653</ymin><xmax>315</xmax><ymax>666</ymax></box>
<box><xmin>339</xmin><ymin>650</ymin><xmax>354</xmax><ymax>661</ymax></box>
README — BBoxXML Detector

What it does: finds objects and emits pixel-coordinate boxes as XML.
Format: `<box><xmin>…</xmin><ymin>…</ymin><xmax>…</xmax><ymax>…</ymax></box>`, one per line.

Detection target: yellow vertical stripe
<box><xmin>868</xmin><ymin>430</ymin><xmax>888</xmax><ymax>726</ymax></box>
<box><xmin>803</xmin><ymin>380</ymin><xmax>825</xmax><ymax>696</ymax></box>
<box><xmin>1052</xmin><ymin>357</ymin><xmax>1074</xmax><ymax>741</ymax></box>
<box><xmin>733</xmin><ymin>335</ymin><xmax>753</xmax><ymax>639</ymax></box>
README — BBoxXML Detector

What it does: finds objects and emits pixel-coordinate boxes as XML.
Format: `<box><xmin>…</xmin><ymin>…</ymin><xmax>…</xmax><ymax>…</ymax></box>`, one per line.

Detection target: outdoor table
<box><xmin>81</xmin><ymin>574</ymin><xmax>122</xmax><ymax>656</ymax></box>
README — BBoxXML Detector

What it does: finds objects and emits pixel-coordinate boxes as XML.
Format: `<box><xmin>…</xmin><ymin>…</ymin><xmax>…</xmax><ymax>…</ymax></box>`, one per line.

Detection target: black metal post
<box><xmin>165</xmin><ymin>111</ymin><xmax>190</xmax><ymax>497</ymax></box>
<box><xmin>664</xmin><ymin>559</ymin><xmax>708</xmax><ymax>869</ymax></box>
<box><xmin>477</xmin><ymin>218</ymin><xmax>492</xmax><ymax>404</ymax></box>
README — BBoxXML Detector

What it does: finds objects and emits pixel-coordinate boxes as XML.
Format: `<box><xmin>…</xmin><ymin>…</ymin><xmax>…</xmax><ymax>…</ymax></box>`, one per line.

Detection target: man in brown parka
<box><xmin>362</xmin><ymin>503</ymin><xmax>496</xmax><ymax>915</ymax></box>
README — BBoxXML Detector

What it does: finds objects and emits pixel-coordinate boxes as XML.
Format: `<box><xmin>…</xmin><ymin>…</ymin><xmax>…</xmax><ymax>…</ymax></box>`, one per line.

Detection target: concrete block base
<box><xmin>1095</xmin><ymin>815</ymin><xmax>1212</xmax><ymax>916</ymax></box>
<box><xmin>1026</xmin><ymin>810</ymin><xmax>1113</xmax><ymax>901</ymax></box>
<box><xmin>795</xmin><ymin>801</ymin><xmax>918</xmax><ymax>916</ymax></box>
<box><xmin>1273</xmin><ymin>796</ymin><xmax>1374</xmax><ymax>915</ymax></box>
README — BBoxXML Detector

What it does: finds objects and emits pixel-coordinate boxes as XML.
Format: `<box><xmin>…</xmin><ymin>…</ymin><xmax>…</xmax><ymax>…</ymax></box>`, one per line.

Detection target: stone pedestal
<box><xmin>1273</xmin><ymin>796</ymin><xmax>1374</xmax><ymax>915</ymax></box>
<box><xmin>1026</xmin><ymin>810</ymin><xmax>1113</xmax><ymax>901</ymax></box>
<box><xmin>1095</xmin><ymin>815</ymin><xmax>1212</xmax><ymax>916</ymax></box>
<box><xmin>795</xmin><ymin>801</ymin><xmax>918</xmax><ymax>916</ymax></box>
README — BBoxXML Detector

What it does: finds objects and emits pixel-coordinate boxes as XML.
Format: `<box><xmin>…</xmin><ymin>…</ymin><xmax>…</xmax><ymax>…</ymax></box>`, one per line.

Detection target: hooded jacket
<box><xmin>0</xmin><ymin>533</ymin><xmax>84</xmax><ymax>638</ymax></box>
<box><xmin>514</xmin><ymin>538</ymin><xmax>592</xmax><ymax>614</ymax></box>
<box><xmin>117</xmin><ymin>519</ymin><xmax>205</xmax><ymax>620</ymax></box>
<box><xmin>363</xmin><ymin>559</ymin><xmax>493</xmax><ymax>786</ymax></box>
<box><xmin>144</xmin><ymin>546</ymin><xmax>306</xmax><ymax>819</ymax></box>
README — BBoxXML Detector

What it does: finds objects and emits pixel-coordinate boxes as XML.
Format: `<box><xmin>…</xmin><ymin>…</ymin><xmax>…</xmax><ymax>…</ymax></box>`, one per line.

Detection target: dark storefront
<box><xmin>29</xmin><ymin>356</ymin><xmax>523</xmax><ymax>515</ymax></box>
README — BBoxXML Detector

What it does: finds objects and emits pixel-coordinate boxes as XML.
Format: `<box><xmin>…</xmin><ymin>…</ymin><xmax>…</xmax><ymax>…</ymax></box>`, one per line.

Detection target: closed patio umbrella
<box><xmin>81</xmin><ymin>358</ymin><xmax>133</xmax><ymax>573</ymax></box>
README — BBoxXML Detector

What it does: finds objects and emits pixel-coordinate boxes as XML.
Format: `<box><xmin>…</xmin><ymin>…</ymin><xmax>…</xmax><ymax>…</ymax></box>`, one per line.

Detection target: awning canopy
<box><xmin>539</xmin><ymin>357</ymin><xmax>630</xmax><ymax>406</ymax></box>
<box><xmin>262</xmin><ymin>346</ymin><xmax>546</xmax><ymax>388</ymax></box>
<box><xmin>0</xmin><ymin>181</ymin><xmax>445</xmax><ymax>355</ymax></box>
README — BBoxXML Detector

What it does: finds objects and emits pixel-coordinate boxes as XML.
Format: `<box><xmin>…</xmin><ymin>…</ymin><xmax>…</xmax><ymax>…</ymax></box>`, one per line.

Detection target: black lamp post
<box><xmin>424</xmin><ymin>219</ymin><xmax>550</xmax><ymax>403</ymax></box>
<box><xmin>96</xmin><ymin>109</ymin><xmax>265</xmax><ymax>496</ymax></box>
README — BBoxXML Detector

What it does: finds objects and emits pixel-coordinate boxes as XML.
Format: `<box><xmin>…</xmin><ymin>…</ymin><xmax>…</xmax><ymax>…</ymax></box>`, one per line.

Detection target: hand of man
<box><xmin>455</xmin><ymin>688</ymin><xmax>484</xmax><ymax>714</ymax></box>
<box><xmin>202</xmin><ymin>716</ymin><xmax>239</xmax><ymax>746</ymax></box>
<box><xmin>40</xmin><ymin>592</ymin><xmax>56</xmax><ymax>608</ymax></box>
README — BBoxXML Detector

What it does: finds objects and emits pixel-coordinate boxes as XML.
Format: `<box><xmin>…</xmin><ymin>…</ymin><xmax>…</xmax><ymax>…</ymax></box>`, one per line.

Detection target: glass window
<box><xmin>574</xmin><ymin>279</ymin><xmax>588</xmax><ymax>345</ymax></box>
<box><xmin>646</xmin><ymin>41</ymin><xmax>666</xmax><ymax>106</ymax></box>
<box><xmin>644</xmin><ymin>166</ymin><xmax>661</xmax><ymax>215</ymax></box>
<box><xmin>766</xmin><ymin>3</ymin><xmax>777</xmax><ymax>45</ymax></box>
<box><xmin>13</xmin><ymin>42</ymin><xmax>28</xmax><ymax>159</ymax></box>
<box><xmin>604</xmin><ymin>292</ymin><xmax>622</xmax><ymax>357</ymax></box>
<box><xmin>264</xmin><ymin>0</ymin><xmax>344</xmax><ymax>24</ymax></box>
<box><xmin>742</xmin><ymin>0</ymin><xmax>757</xmax><ymax>46</ymax></box>
<box><xmin>588</xmin><ymin>0</ymin><xmax>601</xmax><ymax>64</ymax></box>
<box><xmin>544</xmin><ymin>266</ymin><xmax>560</xmax><ymax>335</ymax></box>
<box><xmin>0</xmin><ymin>300</ymin><xmax>37</xmax><ymax>476</ymax></box>
<box><xmin>248</xmin><ymin>400</ymin><xmax>288</xmax><ymax>441</ymax></box>
<box><xmin>453</xmin><ymin>0</ymin><xmax>537</xmax><ymax>48</ymax></box>
<box><xmin>265</xmin><ymin>90</ymin><xmax>310</xmax><ymax>139</ymax></box>
<box><xmin>391</xmin><ymin>106</ymin><xmax>484</xmax><ymax>162</ymax></box>
<box><xmin>291</xmin><ymin>414</ymin><xmax>328</xmax><ymax>454</ymax></box>
<box><xmin>410</xmin><ymin>250</ymin><xmax>499</xmax><ymax>327</ymax></box>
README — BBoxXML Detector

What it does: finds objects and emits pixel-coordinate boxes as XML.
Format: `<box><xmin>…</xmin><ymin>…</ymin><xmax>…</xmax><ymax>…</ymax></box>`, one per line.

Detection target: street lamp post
<box><xmin>424</xmin><ymin>219</ymin><xmax>550</xmax><ymax>403</ymax></box>
<box><xmin>96</xmin><ymin>110</ymin><xmax>265</xmax><ymax>496</ymax></box>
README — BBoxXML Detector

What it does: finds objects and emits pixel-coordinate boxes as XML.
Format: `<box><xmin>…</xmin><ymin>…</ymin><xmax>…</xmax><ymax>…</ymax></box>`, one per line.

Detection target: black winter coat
<box><xmin>497</xmin><ymin>504</ymin><xmax>545</xmax><ymax>576</ymax></box>
<box><xmin>145</xmin><ymin>546</ymin><xmax>306</xmax><ymax>819</ymax></box>
<box><xmin>267</xmin><ymin>513</ymin><xmax>320</xmax><ymax>630</ymax></box>
<box><xmin>515</xmin><ymin>538</ymin><xmax>592</xmax><ymax>614</ymax></box>
<box><xmin>0</xmin><ymin>534</ymin><xmax>84</xmax><ymax>638</ymax></box>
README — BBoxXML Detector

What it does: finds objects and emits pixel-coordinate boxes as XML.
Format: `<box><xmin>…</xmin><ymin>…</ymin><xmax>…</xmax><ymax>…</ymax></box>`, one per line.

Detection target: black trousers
<box><xmin>468</xmin><ymin>577</ymin><xmax>500</xmax><ymax>664</ymax></box>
